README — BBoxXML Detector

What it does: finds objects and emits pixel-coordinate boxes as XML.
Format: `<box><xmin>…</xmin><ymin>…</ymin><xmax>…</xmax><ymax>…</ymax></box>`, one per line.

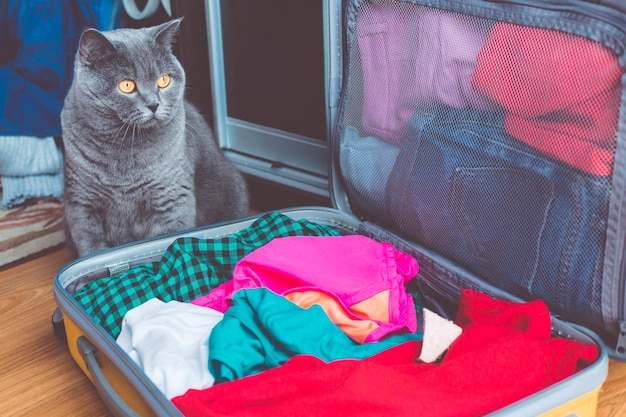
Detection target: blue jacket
<box><xmin>0</xmin><ymin>0</ymin><xmax>119</xmax><ymax>136</ymax></box>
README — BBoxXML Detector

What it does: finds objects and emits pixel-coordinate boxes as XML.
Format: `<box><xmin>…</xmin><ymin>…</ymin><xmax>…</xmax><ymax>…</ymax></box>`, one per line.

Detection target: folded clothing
<box><xmin>172</xmin><ymin>289</ymin><xmax>598</xmax><ymax>417</ymax></box>
<box><xmin>1</xmin><ymin>172</ymin><xmax>63</xmax><ymax>209</ymax></box>
<box><xmin>357</xmin><ymin>5</ymin><xmax>495</xmax><ymax>144</ymax></box>
<box><xmin>339</xmin><ymin>125</ymin><xmax>399</xmax><ymax>218</ymax></box>
<box><xmin>0</xmin><ymin>136</ymin><xmax>62</xmax><ymax>176</ymax></box>
<box><xmin>192</xmin><ymin>234</ymin><xmax>419</xmax><ymax>342</ymax></box>
<box><xmin>0</xmin><ymin>135</ymin><xmax>64</xmax><ymax>209</ymax></box>
<box><xmin>471</xmin><ymin>23</ymin><xmax>623</xmax><ymax>175</ymax></box>
<box><xmin>386</xmin><ymin>107</ymin><xmax>610</xmax><ymax>332</ymax></box>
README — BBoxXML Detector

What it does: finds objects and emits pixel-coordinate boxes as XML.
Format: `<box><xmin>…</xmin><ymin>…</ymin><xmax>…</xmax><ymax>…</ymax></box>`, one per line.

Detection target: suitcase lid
<box><xmin>329</xmin><ymin>0</ymin><xmax>626</xmax><ymax>357</ymax></box>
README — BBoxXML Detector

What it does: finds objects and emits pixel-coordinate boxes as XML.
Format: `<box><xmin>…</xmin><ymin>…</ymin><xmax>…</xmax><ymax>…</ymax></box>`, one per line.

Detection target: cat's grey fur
<box><xmin>61</xmin><ymin>19</ymin><xmax>249</xmax><ymax>257</ymax></box>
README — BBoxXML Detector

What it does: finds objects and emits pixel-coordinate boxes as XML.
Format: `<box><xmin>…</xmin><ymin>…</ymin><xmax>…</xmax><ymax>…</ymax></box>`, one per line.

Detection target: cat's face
<box><xmin>74</xmin><ymin>19</ymin><xmax>185</xmax><ymax>131</ymax></box>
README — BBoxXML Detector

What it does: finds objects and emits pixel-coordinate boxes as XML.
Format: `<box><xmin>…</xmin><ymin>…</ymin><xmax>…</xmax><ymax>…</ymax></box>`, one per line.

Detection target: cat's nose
<box><xmin>147</xmin><ymin>103</ymin><xmax>159</xmax><ymax>113</ymax></box>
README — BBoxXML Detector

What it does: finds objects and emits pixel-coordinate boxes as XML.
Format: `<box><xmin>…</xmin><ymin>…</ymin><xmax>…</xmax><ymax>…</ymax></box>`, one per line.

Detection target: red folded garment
<box><xmin>472</xmin><ymin>23</ymin><xmax>622</xmax><ymax>176</ymax></box>
<box><xmin>454</xmin><ymin>289</ymin><xmax>551</xmax><ymax>339</ymax></box>
<box><xmin>172</xmin><ymin>290</ymin><xmax>598</xmax><ymax>417</ymax></box>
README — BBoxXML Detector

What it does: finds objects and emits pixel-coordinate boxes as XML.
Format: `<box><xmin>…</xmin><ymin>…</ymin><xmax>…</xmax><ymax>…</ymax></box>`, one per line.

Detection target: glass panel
<box><xmin>221</xmin><ymin>0</ymin><xmax>327</xmax><ymax>140</ymax></box>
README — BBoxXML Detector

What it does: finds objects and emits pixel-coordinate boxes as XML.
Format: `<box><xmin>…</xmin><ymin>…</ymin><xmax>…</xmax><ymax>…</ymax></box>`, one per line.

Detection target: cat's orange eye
<box><xmin>118</xmin><ymin>79</ymin><xmax>136</xmax><ymax>94</ymax></box>
<box><xmin>157</xmin><ymin>74</ymin><xmax>170</xmax><ymax>88</ymax></box>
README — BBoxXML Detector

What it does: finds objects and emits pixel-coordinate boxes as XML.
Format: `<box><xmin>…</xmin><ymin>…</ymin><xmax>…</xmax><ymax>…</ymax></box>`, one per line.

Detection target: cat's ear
<box><xmin>79</xmin><ymin>29</ymin><xmax>116</xmax><ymax>66</ymax></box>
<box><xmin>155</xmin><ymin>18</ymin><xmax>182</xmax><ymax>49</ymax></box>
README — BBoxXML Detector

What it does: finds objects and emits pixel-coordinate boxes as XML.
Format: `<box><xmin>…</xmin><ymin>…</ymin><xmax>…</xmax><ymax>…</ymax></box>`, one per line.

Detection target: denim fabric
<box><xmin>386</xmin><ymin>107</ymin><xmax>609</xmax><ymax>327</ymax></box>
<box><xmin>0</xmin><ymin>0</ymin><xmax>120</xmax><ymax>136</ymax></box>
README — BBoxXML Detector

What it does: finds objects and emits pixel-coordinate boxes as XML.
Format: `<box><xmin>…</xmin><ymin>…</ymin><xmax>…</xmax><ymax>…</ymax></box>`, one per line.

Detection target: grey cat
<box><xmin>61</xmin><ymin>19</ymin><xmax>249</xmax><ymax>257</ymax></box>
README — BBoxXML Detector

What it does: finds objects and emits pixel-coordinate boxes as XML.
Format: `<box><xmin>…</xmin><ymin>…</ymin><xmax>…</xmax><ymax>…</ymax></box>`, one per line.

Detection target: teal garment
<box><xmin>209</xmin><ymin>288</ymin><xmax>424</xmax><ymax>383</ymax></box>
<box><xmin>72</xmin><ymin>212</ymin><xmax>341</xmax><ymax>338</ymax></box>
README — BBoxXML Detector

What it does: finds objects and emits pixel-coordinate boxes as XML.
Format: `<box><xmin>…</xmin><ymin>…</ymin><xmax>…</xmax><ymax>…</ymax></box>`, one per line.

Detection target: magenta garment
<box><xmin>357</xmin><ymin>5</ymin><xmax>495</xmax><ymax>144</ymax></box>
<box><xmin>192</xmin><ymin>235</ymin><xmax>419</xmax><ymax>342</ymax></box>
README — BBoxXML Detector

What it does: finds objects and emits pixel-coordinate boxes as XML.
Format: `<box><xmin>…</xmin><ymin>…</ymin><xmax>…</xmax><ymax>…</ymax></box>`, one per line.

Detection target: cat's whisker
<box><xmin>113</xmin><ymin>122</ymin><xmax>129</xmax><ymax>147</ymax></box>
<box><xmin>185</xmin><ymin>120</ymin><xmax>202</xmax><ymax>137</ymax></box>
<box><xmin>131</xmin><ymin>124</ymin><xmax>137</xmax><ymax>159</ymax></box>
<box><xmin>119</xmin><ymin>122</ymin><xmax>132</xmax><ymax>151</ymax></box>
<box><xmin>111</xmin><ymin>122</ymin><xmax>129</xmax><ymax>160</ymax></box>
<box><xmin>138</xmin><ymin>125</ymin><xmax>147</xmax><ymax>156</ymax></box>
<box><xmin>177</xmin><ymin>114</ymin><xmax>205</xmax><ymax>139</ymax></box>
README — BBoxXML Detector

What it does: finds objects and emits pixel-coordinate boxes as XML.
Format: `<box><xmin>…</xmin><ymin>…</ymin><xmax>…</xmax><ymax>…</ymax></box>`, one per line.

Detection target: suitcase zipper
<box><xmin>618</xmin><ymin>321</ymin><xmax>626</xmax><ymax>356</ymax></box>
<box><xmin>615</xmin><ymin>211</ymin><xmax>626</xmax><ymax>357</ymax></box>
<box><xmin>417</xmin><ymin>262</ymin><xmax>463</xmax><ymax>304</ymax></box>
<box><xmin>482</xmin><ymin>0</ymin><xmax>626</xmax><ymax>33</ymax></box>
<box><xmin>619</xmin><ymin>250</ymin><xmax>626</xmax><ymax>356</ymax></box>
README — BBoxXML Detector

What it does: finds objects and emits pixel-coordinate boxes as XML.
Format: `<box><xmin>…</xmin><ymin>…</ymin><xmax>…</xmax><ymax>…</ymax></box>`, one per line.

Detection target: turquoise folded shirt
<box><xmin>209</xmin><ymin>288</ymin><xmax>423</xmax><ymax>383</ymax></box>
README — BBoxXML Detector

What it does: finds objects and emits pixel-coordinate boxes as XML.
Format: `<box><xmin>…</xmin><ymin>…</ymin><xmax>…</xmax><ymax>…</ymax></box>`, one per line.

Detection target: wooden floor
<box><xmin>1</xmin><ymin>247</ymin><xmax>626</xmax><ymax>417</ymax></box>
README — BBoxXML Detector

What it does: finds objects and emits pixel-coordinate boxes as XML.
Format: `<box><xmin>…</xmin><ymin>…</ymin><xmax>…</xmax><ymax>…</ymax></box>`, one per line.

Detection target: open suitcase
<box><xmin>53</xmin><ymin>0</ymin><xmax>626</xmax><ymax>415</ymax></box>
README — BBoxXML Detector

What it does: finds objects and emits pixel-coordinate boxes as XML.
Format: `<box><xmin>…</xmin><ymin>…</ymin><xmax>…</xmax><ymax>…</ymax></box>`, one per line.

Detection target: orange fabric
<box><xmin>349</xmin><ymin>290</ymin><xmax>390</xmax><ymax>322</ymax></box>
<box><xmin>285</xmin><ymin>290</ymin><xmax>391</xmax><ymax>344</ymax></box>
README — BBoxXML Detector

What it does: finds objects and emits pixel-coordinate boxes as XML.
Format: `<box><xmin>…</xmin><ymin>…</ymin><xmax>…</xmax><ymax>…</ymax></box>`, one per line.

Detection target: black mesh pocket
<box><xmin>338</xmin><ymin>0</ymin><xmax>624</xmax><ymax>335</ymax></box>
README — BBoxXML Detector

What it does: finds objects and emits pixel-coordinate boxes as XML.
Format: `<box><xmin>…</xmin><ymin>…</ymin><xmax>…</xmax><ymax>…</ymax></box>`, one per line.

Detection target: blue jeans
<box><xmin>386</xmin><ymin>107</ymin><xmax>610</xmax><ymax>328</ymax></box>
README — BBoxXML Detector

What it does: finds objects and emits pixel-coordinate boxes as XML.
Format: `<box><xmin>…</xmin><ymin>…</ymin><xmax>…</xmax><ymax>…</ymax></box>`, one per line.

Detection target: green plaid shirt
<box><xmin>73</xmin><ymin>212</ymin><xmax>341</xmax><ymax>338</ymax></box>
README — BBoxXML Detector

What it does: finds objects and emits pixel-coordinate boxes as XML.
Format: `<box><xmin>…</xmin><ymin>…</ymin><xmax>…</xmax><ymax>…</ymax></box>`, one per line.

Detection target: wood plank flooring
<box><xmin>1</xmin><ymin>247</ymin><xmax>625</xmax><ymax>417</ymax></box>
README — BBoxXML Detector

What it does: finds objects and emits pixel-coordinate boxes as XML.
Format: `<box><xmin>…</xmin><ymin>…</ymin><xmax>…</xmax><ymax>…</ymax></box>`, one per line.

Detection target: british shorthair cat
<box><xmin>61</xmin><ymin>19</ymin><xmax>249</xmax><ymax>257</ymax></box>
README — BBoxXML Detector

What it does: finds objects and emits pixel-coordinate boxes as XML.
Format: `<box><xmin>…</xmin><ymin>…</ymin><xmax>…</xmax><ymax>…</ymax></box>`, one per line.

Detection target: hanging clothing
<box><xmin>0</xmin><ymin>0</ymin><xmax>120</xmax><ymax>136</ymax></box>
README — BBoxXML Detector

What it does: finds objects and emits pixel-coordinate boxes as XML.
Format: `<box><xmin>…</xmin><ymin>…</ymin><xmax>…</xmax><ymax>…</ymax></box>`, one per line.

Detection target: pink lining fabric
<box><xmin>191</xmin><ymin>235</ymin><xmax>419</xmax><ymax>342</ymax></box>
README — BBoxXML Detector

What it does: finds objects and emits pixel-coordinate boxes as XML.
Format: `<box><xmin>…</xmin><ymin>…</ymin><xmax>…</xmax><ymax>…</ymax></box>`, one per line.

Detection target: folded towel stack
<box><xmin>0</xmin><ymin>135</ymin><xmax>63</xmax><ymax>209</ymax></box>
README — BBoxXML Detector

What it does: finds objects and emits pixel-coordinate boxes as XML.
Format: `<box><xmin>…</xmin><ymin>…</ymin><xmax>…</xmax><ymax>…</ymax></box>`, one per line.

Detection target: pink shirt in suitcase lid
<box><xmin>471</xmin><ymin>23</ymin><xmax>623</xmax><ymax>176</ymax></box>
<box><xmin>192</xmin><ymin>235</ymin><xmax>419</xmax><ymax>343</ymax></box>
<box><xmin>357</xmin><ymin>5</ymin><xmax>496</xmax><ymax>144</ymax></box>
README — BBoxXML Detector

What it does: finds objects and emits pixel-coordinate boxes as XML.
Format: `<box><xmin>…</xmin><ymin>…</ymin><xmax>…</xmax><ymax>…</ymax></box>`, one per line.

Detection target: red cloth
<box><xmin>471</xmin><ymin>23</ymin><xmax>622</xmax><ymax>176</ymax></box>
<box><xmin>171</xmin><ymin>290</ymin><xmax>599</xmax><ymax>417</ymax></box>
<box><xmin>454</xmin><ymin>289</ymin><xmax>551</xmax><ymax>339</ymax></box>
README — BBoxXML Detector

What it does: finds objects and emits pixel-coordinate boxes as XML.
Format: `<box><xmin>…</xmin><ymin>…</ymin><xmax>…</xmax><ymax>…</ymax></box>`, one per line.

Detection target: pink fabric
<box><xmin>357</xmin><ymin>6</ymin><xmax>495</xmax><ymax>144</ymax></box>
<box><xmin>471</xmin><ymin>23</ymin><xmax>623</xmax><ymax>176</ymax></box>
<box><xmin>192</xmin><ymin>235</ymin><xmax>419</xmax><ymax>342</ymax></box>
